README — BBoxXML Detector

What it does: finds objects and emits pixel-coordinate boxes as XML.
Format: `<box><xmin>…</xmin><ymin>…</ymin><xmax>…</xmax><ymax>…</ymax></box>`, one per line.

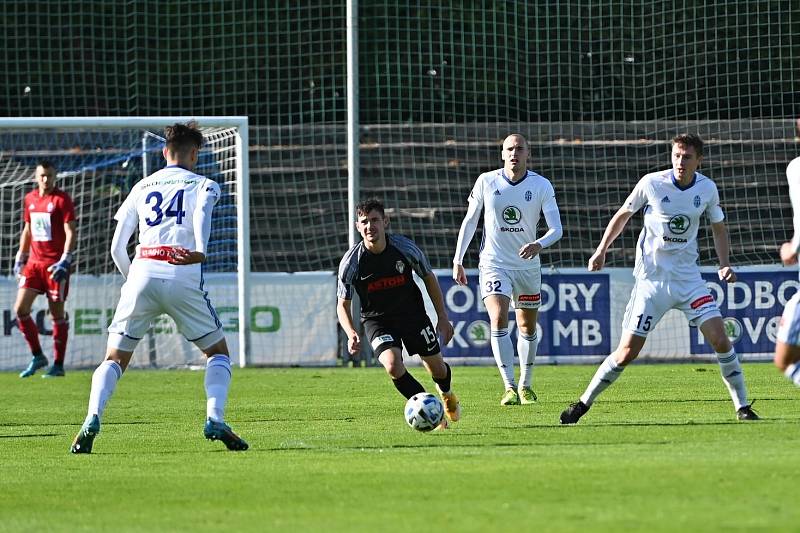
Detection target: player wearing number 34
<box><xmin>71</xmin><ymin>121</ymin><xmax>247</xmax><ymax>453</ymax></box>
<box><xmin>560</xmin><ymin>133</ymin><xmax>759</xmax><ymax>424</ymax></box>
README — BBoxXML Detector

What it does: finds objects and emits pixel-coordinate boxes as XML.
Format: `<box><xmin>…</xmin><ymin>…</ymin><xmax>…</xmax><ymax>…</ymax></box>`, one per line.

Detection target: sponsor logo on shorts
<box><xmin>371</xmin><ymin>334</ymin><xmax>394</xmax><ymax>350</ymax></box>
<box><xmin>138</xmin><ymin>246</ymin><xmax>177</xmax><ymax>261</ymax></box>
<box><xmin>690</xmin><ymin>294</ymin><xmax>714</xmax><ymax>309</ymax></box>
<box><xmin>723</xmin><ymin>317</ymin><xmax>743</xmax><ymax>343</ymax></box>
<box><xmin>518</xmin><ymin>294</ymin><xmax>540</xmax><ymax>302</ymax></box>
<box><xmin>367</xmin><ymin>274</ymin><xmax>406</xmax><ymax>292</ymax></box>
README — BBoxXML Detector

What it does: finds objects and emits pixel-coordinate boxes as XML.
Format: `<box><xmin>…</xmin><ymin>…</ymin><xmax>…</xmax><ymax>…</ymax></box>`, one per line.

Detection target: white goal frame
<box><xmin>0</xmin><ymin>116</ymin><xmax>251</xmax><ymax>367</ymax></box>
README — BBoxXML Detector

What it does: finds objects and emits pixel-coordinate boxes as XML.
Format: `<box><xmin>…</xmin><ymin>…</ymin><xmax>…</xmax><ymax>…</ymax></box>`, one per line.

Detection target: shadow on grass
<box><xmin>0</xmin><ymin>433</ymin><xmax>60</xmax><ymax>439</ymax></box>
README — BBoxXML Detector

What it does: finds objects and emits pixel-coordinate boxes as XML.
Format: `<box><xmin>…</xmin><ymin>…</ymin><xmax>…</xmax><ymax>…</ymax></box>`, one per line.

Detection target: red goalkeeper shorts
<box><xmin>18</xmin><ymin>261</ymin><xmax>70</xmax><ymax>302</ymax></box>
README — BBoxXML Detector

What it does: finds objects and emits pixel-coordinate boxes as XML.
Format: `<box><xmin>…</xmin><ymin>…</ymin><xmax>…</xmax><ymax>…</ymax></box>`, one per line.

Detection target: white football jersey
<box><xmin>467</xmin><ymin>169</ymin><xmax>559</xmax><ymax>270</ymax></box>
<box><xmin>114</xmin><ymin>165</ymin><xmax>221</xmax><ymax>280</ymax></box>
<box><xmin>625</xmin><ymin>169</ymin><xmax>724</xmax><ymax>281</ymax></box>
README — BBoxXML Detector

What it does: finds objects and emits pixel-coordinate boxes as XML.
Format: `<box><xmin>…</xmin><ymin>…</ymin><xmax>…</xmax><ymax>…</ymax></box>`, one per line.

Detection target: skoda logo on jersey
<box><xmin>395</xmin><ymin>261</ymin><xmax>405</xmax><ymax>274</ymax></box>
<box><xmin>525</xmin><ymin>190</ymin><xmax>532</xmax><ymax>202</ymax></box>
<box><xmin>693</xmin><ymin>195</ymin><xmax>701</xmax><ymax>208</ymax></box>
<box><xmin>502</xmin><ymin>206</ymin><xmax>522</xmax><ymax>225</ymax></box>
<box><xmin>668</xmin><ymin>214</ymin><xmax>690</xmax><ymax>234</ymax></box>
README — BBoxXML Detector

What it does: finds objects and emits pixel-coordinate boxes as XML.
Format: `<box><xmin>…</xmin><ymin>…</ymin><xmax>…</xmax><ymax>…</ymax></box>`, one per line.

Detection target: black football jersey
<box><xmin>337</xmin><ymin>234</ymin><xmax>433</xmax><ymax>319</ymax></box>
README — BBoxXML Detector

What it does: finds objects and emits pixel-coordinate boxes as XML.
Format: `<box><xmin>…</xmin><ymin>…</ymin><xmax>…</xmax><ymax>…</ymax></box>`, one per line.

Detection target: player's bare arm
<box><xmin>710</xmin><ymin>221</ymin><xmax>737</xmax><ymax>282</ymax></box>
<box><xmin>336</xmin><ymin>298</ymin><xmax>361</xmax><ymax>354</ymax></box>
<box><xmin>588</xmin><ymin>208</ymin><xmax>634</xmax><ymax>271</ymax></box>
<box><xmin>422</xmin><ymin>272</ymin><xmax>454</xmax><ymax>345</ymax></box>
<box><xmin>14</xmin><ymin>223</ymin><xmax>32</xmax><ymax>278</ymax></box>
<box><xmin>452</xmin><ymin>263</ymin><xmax>467</xmax><ymax>286</ymax></box>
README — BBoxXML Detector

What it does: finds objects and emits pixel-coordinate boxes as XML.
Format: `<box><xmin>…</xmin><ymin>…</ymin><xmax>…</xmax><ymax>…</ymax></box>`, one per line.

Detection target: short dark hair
<box><xmin>356</xmin><ymin>198</ymin><xmax>385</xmax><ymax>218</ymax></box>
<box><xmin>36</xmin><ymin>159</ymin><xmax>56</xmax><ymax>171</ymax></box>
<box><xmin>672</xmin><ymin>133</ymin><xmax>704</xmax><ymax>156</ymax></box>
<box><xmin>165</xmin><ymin>121</ymin><xmax>204</xmax><ymax>153</ymax></box>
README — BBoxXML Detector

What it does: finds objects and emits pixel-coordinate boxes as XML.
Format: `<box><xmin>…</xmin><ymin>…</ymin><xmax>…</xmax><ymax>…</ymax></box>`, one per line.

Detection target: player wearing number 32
<box><xmin>337</xmin><ymin>198</ymin><xmax>461</xmax><ymax>428</ymax></box>
<box><xmin>71</xmin><ymin>121</ymin><xmax>247</xmax><ymax>453</ymax></box>
<box><xmin>560</xmin><ymin>133</ymin><xmax>759</xmax><ymax>424</ymax></box>
<box><xmin>452</xmin><ymin>134</ymin><xmax>563</xmax><ymax>406</ymax></box>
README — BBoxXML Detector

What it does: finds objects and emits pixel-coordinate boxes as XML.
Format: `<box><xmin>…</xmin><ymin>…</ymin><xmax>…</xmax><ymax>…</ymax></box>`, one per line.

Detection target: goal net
<box><xmin>0</xmin><ymin>117</ymin><xmax>256</xmax><ymax>370</ymax></box>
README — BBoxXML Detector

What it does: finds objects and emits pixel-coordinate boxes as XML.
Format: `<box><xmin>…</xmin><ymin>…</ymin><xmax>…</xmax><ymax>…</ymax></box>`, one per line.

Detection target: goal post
<box><xmin>0</xmin><ymin>116</ymin><xmax>251</xmax><ymax>368</ymax></box>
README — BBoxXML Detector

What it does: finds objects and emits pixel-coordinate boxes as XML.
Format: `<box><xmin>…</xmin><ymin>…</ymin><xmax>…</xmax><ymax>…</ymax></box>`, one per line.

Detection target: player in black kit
<box><xmin>337</xmin><ymin>198</ymin><xmax>461</xmax><ymax>427</ymax></box>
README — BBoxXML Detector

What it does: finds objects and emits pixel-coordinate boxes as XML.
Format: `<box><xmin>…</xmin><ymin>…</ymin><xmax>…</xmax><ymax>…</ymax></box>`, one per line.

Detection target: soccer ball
<box><xmin>404</xmin><ymin>392</ymin><xmax>444</xmax><ymax>432</ymax></box>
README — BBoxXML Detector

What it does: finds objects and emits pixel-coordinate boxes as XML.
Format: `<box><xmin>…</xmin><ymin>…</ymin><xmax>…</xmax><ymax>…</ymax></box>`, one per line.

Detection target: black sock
<box><xmin>392</xmin><ymin>371</ymin><xmax>426</xmax><ymax>399</ymax></box>
<box><xmin>432</xmin><ymin>362</ymin><xmax>452</xmax><ymax>394</ymax></box>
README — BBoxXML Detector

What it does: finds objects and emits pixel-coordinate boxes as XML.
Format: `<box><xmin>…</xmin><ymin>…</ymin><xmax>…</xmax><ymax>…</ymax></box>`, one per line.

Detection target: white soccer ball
<box><xmin>404</xmin><ymin>392</ymin><xmax>444</xmax><ymax>432</ymax></box>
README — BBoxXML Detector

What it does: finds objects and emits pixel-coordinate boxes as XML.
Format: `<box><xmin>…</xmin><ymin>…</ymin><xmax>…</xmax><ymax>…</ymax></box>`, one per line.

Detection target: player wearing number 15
<box><xmin>560</xmin><ymin>133</ymin><xmax>758</xmax><ymax>425</ymax></box>
<box><xmin>71</xmin><ymin>121</ymin><xmax>247</xmax><ymax>453</ymax></box>
<box><xmin>337</xmin><ymin>198</ymin><xmax>461</xmax><ymax>427</ymax></box>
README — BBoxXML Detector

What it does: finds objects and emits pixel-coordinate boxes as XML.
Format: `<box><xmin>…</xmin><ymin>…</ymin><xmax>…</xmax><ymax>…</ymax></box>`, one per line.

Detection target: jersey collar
<box><xmin>165</xmin><ymin>164</ymin><xmax>191</xmax><ymax>171</ymax></box>
<box><xmin>670</xmin><ymin>170</ymin><xmax>696</xmax><ymax>191</ymax></box>
<box><xmin>500</xmin><ymin>169</ymin><xmax>529</xmax><ymax>186</ymax></box>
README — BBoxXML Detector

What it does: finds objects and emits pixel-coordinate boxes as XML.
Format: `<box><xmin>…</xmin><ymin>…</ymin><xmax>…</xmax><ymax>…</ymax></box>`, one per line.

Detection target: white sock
<box><xmin>785</xmin><ymin>363</ymin><xmax>800</xmax><ymax>387</ymax></box>
<box><xmin>580</xmin><ymin>355</ymin><xmax>625</xmax><ymax>406</ymax></box>
<box><xmin>717</xmin><ymin>349</ymin><xmax>748</xmax><ymax>410</ymax></box>
<box><xmin>490</xmin><ymin>329</ymin><xmax>516</xmax><ymax>390</ymax></box>
<box><xmin>86</xmin><ymin>360</ymin><xmax>123</xmax><ymax>423</ymax></box>
<box><xmin>518</xmin><ymin>331</ymin><xmax>538</xmax><ymax>390</ymax></box>
<box><xmin>205</xmin><ymin>355</ymin><xmax>232</xmax><ymax>422</ymax></box>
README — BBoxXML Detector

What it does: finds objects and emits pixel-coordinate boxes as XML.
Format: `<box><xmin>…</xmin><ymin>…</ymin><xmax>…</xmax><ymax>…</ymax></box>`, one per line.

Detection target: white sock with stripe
<box><xmin>205</xmin><ymin>355</ymin><xmax>232</xmax><ymax>422</ymax></box>
<box><xmin>490</xmin><ymin>328</ymin><xmax>516</xmax><ymax>390</ymax></box>
<box><xmin>717</xmin><ymin>349</ymin><xmax>748</xmax><ymax>410</ymax></box>
<box><xmin>518</xmin><ymin>331</ymin><xmax>538</xmax><ymax>389</ymax></box>
<box><xmin>580</xmin><ymin>355</ymin><xmax>625</xmax><ymax>406</ymax></box>
<box><xmin>86</xmin><ymin>360</ymin><xmax>123</xmax><ymax>424</ymax></box>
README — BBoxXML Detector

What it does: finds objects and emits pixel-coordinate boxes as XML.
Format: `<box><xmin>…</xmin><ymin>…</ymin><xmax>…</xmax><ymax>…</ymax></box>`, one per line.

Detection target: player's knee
<box><xmin>381</xmin><ymin>355</ymin><xmax>405</xmax><ymax>378</ymax></box>
<box><xmin>614</xmin><ymin>346</ymin><xmax>639</xmax><ymax>365</ymax></box>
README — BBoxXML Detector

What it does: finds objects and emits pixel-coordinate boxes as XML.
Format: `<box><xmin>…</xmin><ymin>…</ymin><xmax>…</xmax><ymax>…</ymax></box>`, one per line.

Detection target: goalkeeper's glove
<box><xmin>13</xmin><ymin>251</ymin><xmax>28</xmax><ymax>279</ymax></box>
<box><xmin>47</xmin><ymin>252</ymin><xmax>73</xmax><ymax>282</ymax></box>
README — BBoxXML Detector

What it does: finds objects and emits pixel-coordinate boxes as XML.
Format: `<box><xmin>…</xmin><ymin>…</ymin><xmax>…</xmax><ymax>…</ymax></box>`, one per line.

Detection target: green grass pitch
<box><xmin>1</xmin><ymin>363</ymin><xmax>798</xmax><ymax>532</ymax></box>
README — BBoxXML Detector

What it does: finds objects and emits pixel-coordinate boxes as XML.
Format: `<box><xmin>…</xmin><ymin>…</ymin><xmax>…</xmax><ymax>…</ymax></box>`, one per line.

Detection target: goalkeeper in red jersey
<box><xmin>14</xmin><ymin>160</ymin><xmax>77</xmax><ymax>378</ymax></box>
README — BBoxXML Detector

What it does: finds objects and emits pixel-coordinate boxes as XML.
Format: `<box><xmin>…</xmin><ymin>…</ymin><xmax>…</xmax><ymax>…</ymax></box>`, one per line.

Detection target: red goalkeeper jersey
<box><xmin>23</xmin><ymin>188</ymin><xmax>76</xmax><ymax>263</ymax></box>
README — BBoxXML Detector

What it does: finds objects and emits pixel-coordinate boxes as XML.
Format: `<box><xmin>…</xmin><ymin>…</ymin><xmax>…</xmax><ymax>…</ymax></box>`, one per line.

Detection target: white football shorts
<box><xmin>777</xmin><ymin>290</ymin><xmax>800</xmax><ymax>345</ymax></box>
<box><xmin>622</xmin><ymin>277</ymin><xmax>721</xmax><ymax>336</ymax></box>
<box><xmin>107</xmin><ymin>275</ymin><xmax>224</xmax><ymax>352</ymax></box>
<box><xmin>479</xmin><ymin>265</ymin><xmax>541</xmax><ymax>309</ymax></box>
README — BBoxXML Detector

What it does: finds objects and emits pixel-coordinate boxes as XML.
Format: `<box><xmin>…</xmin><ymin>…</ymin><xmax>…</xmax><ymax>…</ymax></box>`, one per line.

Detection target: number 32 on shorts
<box><xmin>485</xmin><ymin>280</ymin><xmax>502</xmax><ymax>293</ymax></box>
